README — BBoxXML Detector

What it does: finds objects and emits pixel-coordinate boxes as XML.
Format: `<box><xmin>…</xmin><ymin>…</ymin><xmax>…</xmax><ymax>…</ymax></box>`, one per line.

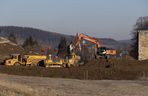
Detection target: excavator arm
<box><xmin>75</xmin><ymin>33</ymin><xmax>101</xmax><ymax>48</ymax></box>
<box><xmin>73</xmin><ymin>33</ymin><xmax>116</xmax><ymax>56</ymax></box>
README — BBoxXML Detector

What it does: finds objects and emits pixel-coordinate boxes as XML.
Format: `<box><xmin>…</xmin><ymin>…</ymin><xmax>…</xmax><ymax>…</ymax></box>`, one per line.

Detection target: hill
<box><xmin>0</xmin><ymin>26</ymin><xmax>73</xmax><ymax>47</ymax></box>
<box><xmin>0</xmin><ymin>26</ymin><xmax>130</xmax><ymax>49</ymax></box>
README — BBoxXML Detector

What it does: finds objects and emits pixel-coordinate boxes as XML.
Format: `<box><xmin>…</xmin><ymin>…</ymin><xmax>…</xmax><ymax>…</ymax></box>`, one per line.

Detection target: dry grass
<box><xmin>0</xmin><ymin>74</ymin><xmax>148</xmax><ymax>96</ymax></box>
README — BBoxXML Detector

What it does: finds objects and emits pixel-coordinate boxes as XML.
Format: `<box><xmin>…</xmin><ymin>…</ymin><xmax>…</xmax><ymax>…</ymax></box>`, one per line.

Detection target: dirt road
<box><xmin>0</xmin><ymin>74</ymin><xmax>148</xmax><ymax>96</ymax></box>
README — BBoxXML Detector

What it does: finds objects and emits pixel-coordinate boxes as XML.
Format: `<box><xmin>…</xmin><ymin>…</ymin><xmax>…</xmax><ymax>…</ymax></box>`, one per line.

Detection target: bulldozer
<box><xmin>43</xmin><ymin>54</ymin><xmax>64</xmax><ymax>67</ymax></box>
<box><xmin>3</xmin><ymin>54</ymin><xmax>47</xmax><ymax>66</ymax></box>
<box><xmin>63</xmin><ymin>52</ymin><xmax>82</xmax><ymax>67</ymax></box>
<box><xmin>40</xmin><ymin>41</ymin><xmax>82</xmax><ymax>67</ymax></box>
<box><xmin>43</xmin><ymin>53</ymin><xmax>81</xmax><ymax>68</ymax></box>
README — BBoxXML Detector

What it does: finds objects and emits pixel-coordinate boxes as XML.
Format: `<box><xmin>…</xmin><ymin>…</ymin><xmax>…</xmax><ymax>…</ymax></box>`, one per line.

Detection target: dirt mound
<box><xmin>0</xmin><ymin>43</ymin><xmax>24</xmax><ymax>62</ymax></box>
<box><xmin>0</xmin><ymin>44</ymin><xmax>23</xmax><ymax>54</ymax></box>
<box><xmin>0</xmin><ymin>59</ymin><xmax>148</xmax><ymax>80</ymax></box>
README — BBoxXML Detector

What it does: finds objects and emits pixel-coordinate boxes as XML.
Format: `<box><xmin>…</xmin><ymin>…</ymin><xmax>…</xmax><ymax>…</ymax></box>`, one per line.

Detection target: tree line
<box><xmin>8</xmin><ymin>33</ymin><xmax>39</xmax><ymax>53</ymax></box>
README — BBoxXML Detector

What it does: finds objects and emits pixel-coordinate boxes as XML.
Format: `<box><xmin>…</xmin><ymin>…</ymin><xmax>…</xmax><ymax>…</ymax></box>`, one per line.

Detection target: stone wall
<box><xmin>138</xmin><ymin>30</ymin><xmax>148</xmax><ymax>60</ymax></box>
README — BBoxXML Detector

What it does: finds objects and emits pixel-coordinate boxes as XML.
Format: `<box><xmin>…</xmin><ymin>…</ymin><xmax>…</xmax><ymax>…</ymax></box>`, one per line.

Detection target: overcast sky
<box><xmin>0</xmin><ymin>0</ymin><xmax>148</xmax><ymax>40</ymax></box>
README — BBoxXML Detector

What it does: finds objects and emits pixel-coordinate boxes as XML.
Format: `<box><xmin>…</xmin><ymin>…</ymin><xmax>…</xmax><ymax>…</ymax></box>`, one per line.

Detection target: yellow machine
<box><xmin>43</xmin><ymin>54</ymin><xmax>64</xmax><ymax>67</ymax></box>
<box><xmin>43</xmin><ymin>53</ymin><xmax>81</xmax><ymax>68</ymax></box>
<box><xmin>4</xmin><ymin>54</ymin><xmax>47</xmax><ymax>66</ymax></box>
<box><xmin>4</xmin><ymin>53</ymin><xmax>81</xmax><ymax>68</ymax></box>
<box><xmin>64</xmin><ymin>52</ymin><xmax>81</xmax><ymax>67</ymax></box>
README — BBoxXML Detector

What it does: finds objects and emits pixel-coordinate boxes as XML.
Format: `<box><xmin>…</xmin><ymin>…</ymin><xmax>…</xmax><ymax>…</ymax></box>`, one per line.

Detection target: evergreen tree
<box><xmin>57</xmin><ymin>37</ymin><xmax>68</xmax><ymax>57</ymax></box>
<box><xmin>22</xmin><ymin>36</ymin><xmax>39</xmax><ymax>52</ymax></box>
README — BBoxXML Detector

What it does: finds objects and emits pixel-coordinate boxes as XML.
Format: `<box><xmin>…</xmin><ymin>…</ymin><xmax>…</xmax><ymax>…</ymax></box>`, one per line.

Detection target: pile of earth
<box><xmin>0</xmin><ymin>43</ymin><xmax>24</xmax><ymax>62</ymax></box>
<box><xmin>0</xmin><ymin>59</ymin><xmax>148</xmax><ymax>80</ymax></box>
<box><xmin>0</xmin><ymin>37</ymin><xmax>24</xmax><ymax>62</ymax></box>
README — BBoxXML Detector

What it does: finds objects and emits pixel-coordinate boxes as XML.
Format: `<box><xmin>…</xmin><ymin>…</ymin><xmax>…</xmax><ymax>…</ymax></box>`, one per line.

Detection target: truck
<box><xmin>3</xmin><ymin>54</ymin><xmax>47</xmax><ymax>66</ymax></box>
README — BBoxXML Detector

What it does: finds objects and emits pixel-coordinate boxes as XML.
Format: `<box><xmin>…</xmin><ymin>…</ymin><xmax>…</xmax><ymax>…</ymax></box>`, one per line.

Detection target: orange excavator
<box><xmin>69</xmin><ymin>33</ymin><xmax>116</xmax><ymax>58</ymax></box>
<box><xmin>75</xmin><ymin>33</ymin><xmax>101</xmax><ymax>49</ymax></box>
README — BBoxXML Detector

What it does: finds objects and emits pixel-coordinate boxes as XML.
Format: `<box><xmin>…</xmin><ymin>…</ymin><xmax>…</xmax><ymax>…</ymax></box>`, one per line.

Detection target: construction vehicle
<box><xmin>38</xmin><ymin>47</ymin><xmax>64</xmax><ymax>67</ymax></box>
<box><xmin>43</xmin><ymin>53</ymin><xmax>81</xmax><ymax>68</ymax></box>
<box><xmin>70</xmin><ymin>33</ymin><xmax>117</xmax><ymax>59</ymax></box>
<box><xmin>43</xmin><ymin>54</ymin><xmax>64</xmax><ymax>67</ymax></box>
<box><xmin>63</xmin><ymin>52</ymin><xmax>82</xmax><ymax>67</ymax></box>
<box><xmin>39</xmin><ymin>44</ymin><xmax>82</xmax><ymax>67</ymax></box>
<box><xmin>4</xmin><ymin>54</ymin><xmax>47</xmax><ymax>66</ymax></box>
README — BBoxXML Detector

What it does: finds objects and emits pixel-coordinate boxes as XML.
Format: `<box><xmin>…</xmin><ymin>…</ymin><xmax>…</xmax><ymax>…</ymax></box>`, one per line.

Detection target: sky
<box><xmin>0</xmin><ymin>0</ymin><xmax>148</xmax><ymax>40</ymax></box>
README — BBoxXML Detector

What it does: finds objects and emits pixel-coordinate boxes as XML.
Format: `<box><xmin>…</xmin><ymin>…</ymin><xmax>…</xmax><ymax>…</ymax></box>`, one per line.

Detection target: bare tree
<box><xmin>130</xmin><ymin>16</ymin><xmax>148</xmax><ymax>59</ymax></box>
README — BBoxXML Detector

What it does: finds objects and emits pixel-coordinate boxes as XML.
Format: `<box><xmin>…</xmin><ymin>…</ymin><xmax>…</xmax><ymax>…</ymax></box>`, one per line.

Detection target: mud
<box><xmin>0</xmin><ymin>59</ymin><xmax>148</xmax><ymax>80</ymax></box>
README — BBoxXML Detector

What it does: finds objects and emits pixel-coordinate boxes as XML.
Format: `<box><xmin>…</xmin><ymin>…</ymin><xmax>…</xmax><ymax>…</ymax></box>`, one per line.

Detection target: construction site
<box><xmin>0</xmin><ymin>1</ymin><xmax>148</xmax><ymax>95</ymax></box>
<box><xmin>0</xmin><ymin>30</ymin><xmax>148</xmax><ymax>96</ymax></box>
<box><xmin>0</xmin><ymin>23</ymin><xmax>147</xmax><ymax>96</ymax></box>
<box><xmin>0</xmin><ymin>30</ymin><xmax>148</xmax><ymax>80</ymax></box>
